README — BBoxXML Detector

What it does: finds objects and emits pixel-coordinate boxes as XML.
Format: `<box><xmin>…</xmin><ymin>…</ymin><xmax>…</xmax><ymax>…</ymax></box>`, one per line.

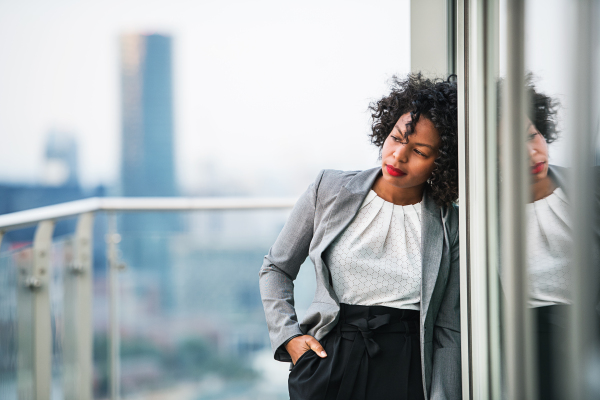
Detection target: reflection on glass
<box><xmin>523</xmin><ymin>82</ymin><xmax>570</xmax><ymax>400</ymax></box>
<box><xmin>523</xmin><ymin>80</ymin><xmax>600</xmax><ymax>399</ymax></box>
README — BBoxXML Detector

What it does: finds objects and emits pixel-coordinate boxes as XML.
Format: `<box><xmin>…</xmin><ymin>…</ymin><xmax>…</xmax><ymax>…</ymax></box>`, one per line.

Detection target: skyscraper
<box><xmin>120</xmin><ymin>33</ymin><xmax>177</xmax><ymax>197</ymax></box>
<box><xmin>119</xmin><ymin>33</ymin><xmax>178</xmax><ymax>310</ymax></box>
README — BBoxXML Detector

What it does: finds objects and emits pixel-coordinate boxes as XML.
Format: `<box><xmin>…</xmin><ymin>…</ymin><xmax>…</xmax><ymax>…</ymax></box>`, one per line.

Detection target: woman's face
<box><xmin>379</xmin><ymin>112</ymin><xmax>441</xmax><ymax>191</ymax></box>
<box><xmin>527</xmin><ymin>122</ymin><xmax>549</xmax><ymax>181</ymax></box>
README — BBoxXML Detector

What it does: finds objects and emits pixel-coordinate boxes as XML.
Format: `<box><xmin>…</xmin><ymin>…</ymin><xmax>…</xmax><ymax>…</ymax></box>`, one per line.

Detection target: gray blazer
<box><xmin>259</xmin><ymin>167</ymin><xmax>461</xmax><ymax>400</ymax></box>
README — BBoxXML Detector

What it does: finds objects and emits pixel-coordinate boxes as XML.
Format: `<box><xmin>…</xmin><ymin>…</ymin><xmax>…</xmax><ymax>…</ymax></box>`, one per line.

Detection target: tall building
<box><xmin>119</xmin><ymin>33</ymin><xmax>179</xmax><ymax>310</ymax></box>
<box><xmin>120</xmin><ymin>33</ymin><xmax>177</xmax><ymax>197</ymax></box>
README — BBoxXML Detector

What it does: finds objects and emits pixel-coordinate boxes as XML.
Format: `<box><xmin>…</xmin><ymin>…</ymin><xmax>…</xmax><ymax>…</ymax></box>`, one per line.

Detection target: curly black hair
<box><xmin>525</xmin><ymin>74</ymin><xmax>560</xmax><ymax>144</ymax></box>
<box><xmin>497</xmin><ymin>74</ymin><xmax>560</xmax><ymax>143</ymax></box>
<box><xmin>369</xmin><ymin>73</ymin><xmax>458</xmax><ymax>207</ymax></box>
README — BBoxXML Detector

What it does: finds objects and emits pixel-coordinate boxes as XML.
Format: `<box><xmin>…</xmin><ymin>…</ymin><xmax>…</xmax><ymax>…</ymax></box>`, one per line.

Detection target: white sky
<box><xmin>0</xmin><ymin>0</ymin><xmax>585</xmax><ymax>196</ymax></box>
<box><xmin>0</xmin><ymin>0</ymin><xmax>411</xmax><ymax>195</ymax></box>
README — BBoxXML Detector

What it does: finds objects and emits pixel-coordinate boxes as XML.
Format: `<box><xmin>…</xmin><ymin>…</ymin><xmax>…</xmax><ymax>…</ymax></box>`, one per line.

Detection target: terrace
<box><xmin>1</xmin><ymin>0</ymin><xmax>599</xmax><ymax>399</ymax></box>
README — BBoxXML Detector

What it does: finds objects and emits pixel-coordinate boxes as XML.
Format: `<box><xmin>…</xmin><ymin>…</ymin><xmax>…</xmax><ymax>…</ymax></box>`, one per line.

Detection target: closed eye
<box><xmin>414</xmin><ymin>149</ymin><xmax>426</xmax><ymax>156</ymax></box>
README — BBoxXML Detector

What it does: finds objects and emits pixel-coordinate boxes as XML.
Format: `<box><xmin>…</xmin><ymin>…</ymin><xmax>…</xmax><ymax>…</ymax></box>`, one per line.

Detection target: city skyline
<box><xmin>0</xmin><ymin>0</ymin><xmax>410</xmax><ymax>197</ymax></box>
<box><xmin>0</xmin><ymin>0</ymin><xmax>578</xmax><ymax>198</ymax></box>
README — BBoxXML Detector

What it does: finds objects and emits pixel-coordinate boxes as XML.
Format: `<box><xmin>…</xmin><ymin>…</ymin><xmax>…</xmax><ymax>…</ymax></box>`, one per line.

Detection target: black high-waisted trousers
<box><xmin>288</xmin><ymin>303</ymin><xmax>425</xmax><ymax>400</ymax></box>
<box><xmin>534</xmin><ymin>305</ymin><xmax>569</xmax><ymax>400</ymax></box>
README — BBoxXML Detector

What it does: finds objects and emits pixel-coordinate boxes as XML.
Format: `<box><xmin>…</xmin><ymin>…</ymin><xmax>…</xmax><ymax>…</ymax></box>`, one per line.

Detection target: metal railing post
<box><xmin>107</xmin><ymin>212</ymin><xmax>121</xmax><ymax>400</ymax></box>
<box><xmin>17</xmin><ymin>220</ymin><xmax>55</xmax><ymax>400</ymax></box>
<box><xmin>63</xmin><ymin>212</ymin><xmax>94</xmax><ymax>400</ymax></box>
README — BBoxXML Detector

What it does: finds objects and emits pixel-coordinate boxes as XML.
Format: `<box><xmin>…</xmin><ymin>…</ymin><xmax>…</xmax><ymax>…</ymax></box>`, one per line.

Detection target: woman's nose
<box><xmin>393</xmin><ymin>144</ymin><xmax>409</xmax><ymax>162</ymax></box>
<box><xmin>527</xmin><ymin>141</ymin><xmax>536</xmax><ymax>157</ymax></box>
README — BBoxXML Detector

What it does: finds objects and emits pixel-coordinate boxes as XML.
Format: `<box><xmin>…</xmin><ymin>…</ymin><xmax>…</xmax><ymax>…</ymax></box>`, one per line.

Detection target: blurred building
<box><xmin>0</xmin><ymin>131</ymin><xmax>107</xmax><ymax>271</ymax></box>
<box><xmin>43</xmin><ymin>131</ymin><xmax>79</xmax><ymax>187</ymax></box>
<box><xmin>120</xmin><ymin>33</ymin><xmax>177</xmax><ymax>198</ymax></box>
<box><xmin>119</xmin><ymin>33</ymin><xmax>179</xmax><ymax>310</ymax></box>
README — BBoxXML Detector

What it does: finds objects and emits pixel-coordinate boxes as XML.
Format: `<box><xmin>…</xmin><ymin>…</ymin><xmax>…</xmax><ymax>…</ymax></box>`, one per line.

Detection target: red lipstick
<box><xmin>531</xmin><ymin>162</ymin><xmax>545</xmax><ymax>175</ymax></box>
<box><xmin>386</xmin><ymin>164</ymin><xmax>406</xmax><ymax>177</ymax></box>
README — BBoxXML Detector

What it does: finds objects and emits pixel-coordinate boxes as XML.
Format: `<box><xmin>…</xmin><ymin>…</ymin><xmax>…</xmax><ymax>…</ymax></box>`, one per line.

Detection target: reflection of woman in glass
<box><xmin>259</xmin><ymin>74</ymin><xmax>461</xmax><ymax>400</ymax></box>
<box><xmin>524</xmin><ymin>83</ymin><xmax>572</xmax><ymax>400</ymax></box>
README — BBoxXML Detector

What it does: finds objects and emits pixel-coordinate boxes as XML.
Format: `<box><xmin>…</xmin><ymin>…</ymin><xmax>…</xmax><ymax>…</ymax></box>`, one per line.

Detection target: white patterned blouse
<box><xmin>527</xmin><ymin>187</ymin><xmax>573</xmax><ymax>308</ymax></box>
<box><xmin>324</xmin><ymin>190</ymin><xmax>422</xmax><ymax>310</ymax></box>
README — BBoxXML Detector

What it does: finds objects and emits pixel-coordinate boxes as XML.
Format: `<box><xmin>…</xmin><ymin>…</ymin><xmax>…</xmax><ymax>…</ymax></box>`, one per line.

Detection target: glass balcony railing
<box><xmin>0</xmin><ymin>197</ymin><xmax>305</xmax><ymax>400</ymax></box>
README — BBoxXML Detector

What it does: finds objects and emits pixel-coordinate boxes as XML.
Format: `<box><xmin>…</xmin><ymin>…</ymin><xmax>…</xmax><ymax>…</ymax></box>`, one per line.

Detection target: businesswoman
<box><xmin>259</xmin><ymin>74</ymin><xmax>460</xmax><ymax>400</ymax></box>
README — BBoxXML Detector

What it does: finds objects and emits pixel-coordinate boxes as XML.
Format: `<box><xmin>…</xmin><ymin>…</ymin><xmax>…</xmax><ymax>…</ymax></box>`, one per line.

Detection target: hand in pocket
<box><xmin>285</xmin><ymin>335</ymin><xmax>328</xmax><ymax>365</ymax></box>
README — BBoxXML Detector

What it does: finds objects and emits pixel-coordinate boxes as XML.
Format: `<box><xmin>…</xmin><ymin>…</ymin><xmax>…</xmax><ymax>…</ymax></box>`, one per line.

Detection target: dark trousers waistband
<box><xmin>288</xmin><ymin>303</ymin><xmax>424</xmax><ymax>400</ymax></box>
<box><xmin>338</xmin><ymin>303</ymin><xmax>420</xmax><ymax>334</ymax></box>
<box><xmin>339</xmin><ymin>303</ymin><xmax>420</xmax><ymax>319</ymax></box>
<box><xmin>334</xmin><ymin>304</ymin><xmax>421</xmax><ymax>400</ymax></box>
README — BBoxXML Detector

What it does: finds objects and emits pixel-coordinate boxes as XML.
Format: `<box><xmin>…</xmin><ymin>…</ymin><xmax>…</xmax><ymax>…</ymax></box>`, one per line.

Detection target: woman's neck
<box><xmin>372</xmin><ymin>178</ymin><xmax>424</xmax><ymax>206</ymax></box>
<box><xmin>531</xmin><ymin>175</ymin><xmax>556</xmax><ymax>202</ymax></box>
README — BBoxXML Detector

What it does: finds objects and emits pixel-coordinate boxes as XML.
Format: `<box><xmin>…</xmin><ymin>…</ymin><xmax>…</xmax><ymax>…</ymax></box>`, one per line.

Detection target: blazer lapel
<box><xmin>420</xmin><ymin>188</ymin><xmax>444</xmax><ymax>320</ymax></box>
<box><xmin>318</xmin><ymin>168</ymin><xmax>381</xmax><ymax>254</ymax></box>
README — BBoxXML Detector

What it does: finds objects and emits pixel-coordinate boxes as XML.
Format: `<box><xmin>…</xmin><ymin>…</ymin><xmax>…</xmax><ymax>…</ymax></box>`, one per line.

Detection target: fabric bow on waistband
<box><xmin>342</xmin><ymin>314</ymin><xmax>391</xmax><ymax>357</ymax></box>
<box><xmin>335</xmin><ymin>313</ymin><xmax>415</xmax><ymax>400</ymax></box>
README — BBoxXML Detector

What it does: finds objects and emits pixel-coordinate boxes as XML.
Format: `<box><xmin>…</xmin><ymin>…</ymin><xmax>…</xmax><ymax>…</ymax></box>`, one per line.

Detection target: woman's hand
<box><xmin>285</xmin><ymin>335</ymin><xmax>328</xmax><ymax>365</ymax></box>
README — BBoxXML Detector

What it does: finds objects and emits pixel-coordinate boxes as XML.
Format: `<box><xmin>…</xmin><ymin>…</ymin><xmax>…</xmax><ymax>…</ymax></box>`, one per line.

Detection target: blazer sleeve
<box><xmin>259</xmin><ymin>170</ymin><xmax>325</xmax><ymax>362</ymax></box>
<box><xmin>430</xmin><ymin>205</ymin><xmax>462</xmax><ymax>400</ymax></box>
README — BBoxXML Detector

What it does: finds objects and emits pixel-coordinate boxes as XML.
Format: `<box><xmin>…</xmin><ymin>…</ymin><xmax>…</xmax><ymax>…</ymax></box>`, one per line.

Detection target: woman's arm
<box><xmin>259</xmin><ymin>170</ymin><xmax>325</xmax><ymax>362</ymax></box>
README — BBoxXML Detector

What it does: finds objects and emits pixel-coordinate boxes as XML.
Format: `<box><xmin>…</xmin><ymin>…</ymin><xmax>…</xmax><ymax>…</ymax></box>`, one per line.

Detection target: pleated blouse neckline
<box><xmin>526</xmin><ymin>187</ymin><xmax>572</xmax><ymax>308</ymax></box>
<box><xmin>361</xmin><ymin>190</ymin><xmax>422</xmax><ymax>213</ymax></box>
<box><xmin>324</xmin><ymin>190</ymin><xmax>423</xmax><ymax>310</ymax></box>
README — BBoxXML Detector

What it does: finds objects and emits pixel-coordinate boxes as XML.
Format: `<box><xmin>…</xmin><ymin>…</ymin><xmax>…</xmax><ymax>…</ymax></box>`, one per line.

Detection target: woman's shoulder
<box><xmin>313</xmin><ymin>169</ymin><xmax>363</xmax><ymax>191</ymax></box>
<box><xmin>310</xmin><ymin>168</ymin><xmax>378</xmax><ymax>205</ymax></box>
<box><xmin>424</xmin><ymin>185</ymin><xmax>459</xmax><ymax>216</ymax></box>
<box><xmin>439</xmin><ymin>201</ymin><xmax>459</xmax><ymax>224</ymax></box>
<box><xmin>434</xmin><ymin>197</ymin><xmax>459</xmax><ymax>244</ymax></box>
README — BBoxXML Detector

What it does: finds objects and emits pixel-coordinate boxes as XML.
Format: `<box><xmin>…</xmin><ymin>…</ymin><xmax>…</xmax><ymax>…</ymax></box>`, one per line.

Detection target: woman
<box><xmin>259</xmin><ymin>73</ymin><xmax>461</xmax><ymax>400</ymax></box>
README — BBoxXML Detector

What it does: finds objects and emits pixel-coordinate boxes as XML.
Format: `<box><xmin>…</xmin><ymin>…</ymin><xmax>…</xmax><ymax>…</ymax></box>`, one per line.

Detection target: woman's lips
<box><xmin>386</xmin><ymin>164</ymin><xmax>406</xmax><ymax>177</ymax></box>
<box><xmin>531</xmin><ymin>162</ymin><xmax>545</xmax><ymax>175</ymax></box>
